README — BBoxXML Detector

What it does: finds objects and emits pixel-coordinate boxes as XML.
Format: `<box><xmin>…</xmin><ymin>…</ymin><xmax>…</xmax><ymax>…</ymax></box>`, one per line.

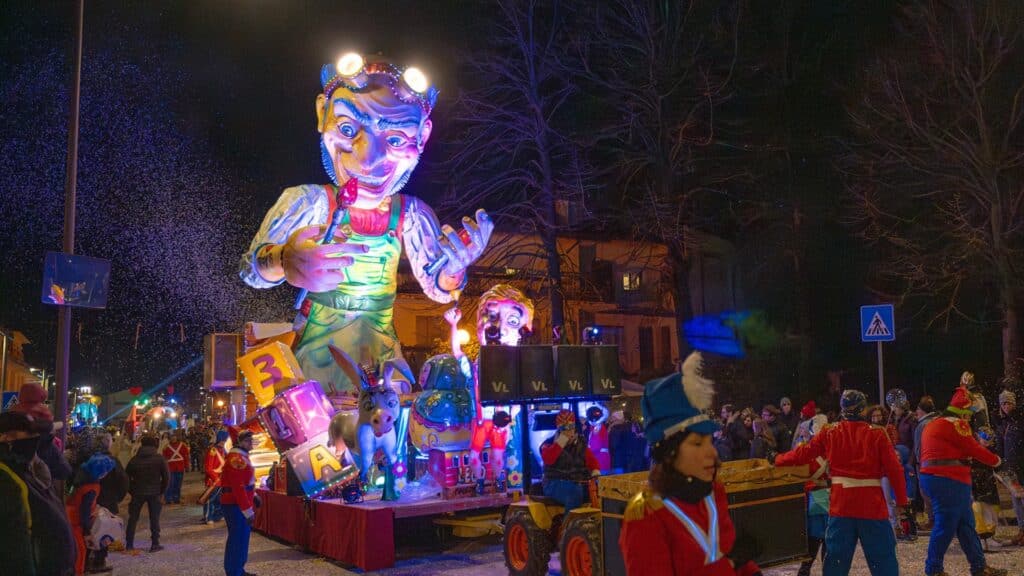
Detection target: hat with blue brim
<box><xmin>642</xmin><ymin>352</ymin><xmax>719</xmax><ymax>445</ymax></box>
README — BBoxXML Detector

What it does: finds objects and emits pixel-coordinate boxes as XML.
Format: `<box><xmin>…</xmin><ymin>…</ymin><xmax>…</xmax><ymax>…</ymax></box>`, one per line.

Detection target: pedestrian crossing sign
<box><xmin>2</xmin><ymin>392</ymin><xmax>19</xmax><ymax>412</ymax></box>
<box><xmin>860</xmin><ymin>305</ymin><xmax>895</xmax><ymax>342</ymax></box>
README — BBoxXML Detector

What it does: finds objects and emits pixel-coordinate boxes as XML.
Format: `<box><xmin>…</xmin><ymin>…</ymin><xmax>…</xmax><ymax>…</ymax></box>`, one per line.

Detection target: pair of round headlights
<box><xmin>335</xmin><ymin>52</ymin><xmax>430</xmax><ymax>95</ymax></box>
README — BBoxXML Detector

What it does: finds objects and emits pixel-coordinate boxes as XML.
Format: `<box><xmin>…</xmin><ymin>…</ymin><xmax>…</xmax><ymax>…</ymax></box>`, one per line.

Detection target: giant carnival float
<box><xmin>209</xmin><ymin>53</ymin><xmax>811</xmax><ymax>575</ymax></box>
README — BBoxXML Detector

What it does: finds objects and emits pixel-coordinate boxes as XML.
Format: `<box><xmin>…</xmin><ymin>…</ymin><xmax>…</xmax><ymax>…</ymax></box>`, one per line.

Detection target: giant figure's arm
<box><xmin>239</xmin><ymin>186</ymin><xmax>330</xmax><ymax>288</ymax></box>
<box><xmin>401</xmin><ymin>196</ymin><xmax>466</xmax><ymax>303</ymax></box>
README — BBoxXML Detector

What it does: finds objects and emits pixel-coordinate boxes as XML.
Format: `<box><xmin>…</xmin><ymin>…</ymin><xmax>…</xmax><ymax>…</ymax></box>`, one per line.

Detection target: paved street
<box><xmin>114</xmin><ymin>472</ymin><xmax>1024</xmax><ymax>575</ymax></box>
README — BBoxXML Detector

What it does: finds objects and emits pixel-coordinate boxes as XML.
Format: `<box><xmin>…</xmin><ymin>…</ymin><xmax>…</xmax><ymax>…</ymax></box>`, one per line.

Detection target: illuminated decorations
<box><xmin>409</xmin><ymin>355</ymin><xmax>474</xmax><ymax>453</ymax></box>
<box><xmin>283</xmin><ymin>430</ymin><xmax>359</xmax><ymax>497</ymax></box>
<box><xmin>258</xmin><ymin>380</ymin><xmax>335</xmax><ymax>452</ymax></box>
<box><xmin>238</xmin><ymin>341</ymin><xmax>306</xmax><ymax>407</ymax></box>
<box><xmin>325</xmin><ymin>347</ymin><xmax>403</xmax><ymax>500</ymax></box>
<box><xmin>320</xmin><ymin>52</ymin><xmax>439</xmax><ymax>116</ymax></box>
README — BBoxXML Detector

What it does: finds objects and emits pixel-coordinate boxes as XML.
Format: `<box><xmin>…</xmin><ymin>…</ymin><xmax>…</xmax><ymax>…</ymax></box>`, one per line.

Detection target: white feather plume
<box><xmin>681</xmin><ymin>352</ymin><xmax>715</xmax><ymax>410</ymax></box>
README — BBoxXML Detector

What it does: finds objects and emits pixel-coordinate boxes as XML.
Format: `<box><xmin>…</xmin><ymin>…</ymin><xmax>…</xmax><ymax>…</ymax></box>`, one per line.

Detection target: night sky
<box><xmin>0</xmin><ymin>1</ymin><xmax>1006</xmax><ymax>403</ymax></box>
<box><xmin>0</xmin><ymin>1</ymin><xmax>479</xmax><ymax>395</ymax></box>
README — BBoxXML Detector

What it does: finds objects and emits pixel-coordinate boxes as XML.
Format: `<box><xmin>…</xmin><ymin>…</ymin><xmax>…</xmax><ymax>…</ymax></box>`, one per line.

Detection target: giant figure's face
<box><xmin>316</xmin><ymin>82</ymin><xmax>432</xmax><ymax>210</ymax></box>
<box><xmin>477</xmin><ymin>298</ymin><xmax>530</xmax><ymax>346</ymax></box>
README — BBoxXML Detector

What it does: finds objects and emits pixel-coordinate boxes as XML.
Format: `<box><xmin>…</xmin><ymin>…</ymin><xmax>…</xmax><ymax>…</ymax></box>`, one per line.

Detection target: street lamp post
<box><xmin>55</xmin><ymin>0</ymin><xmax>84</xmax><ymax>444</ymax></box>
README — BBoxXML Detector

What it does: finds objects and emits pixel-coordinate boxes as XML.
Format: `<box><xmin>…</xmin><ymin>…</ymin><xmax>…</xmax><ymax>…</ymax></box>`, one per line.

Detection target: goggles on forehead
<box><xmin>320</xmin><ymin>52</ymin><xmax>439</xmax><ymax>116</ymax></box>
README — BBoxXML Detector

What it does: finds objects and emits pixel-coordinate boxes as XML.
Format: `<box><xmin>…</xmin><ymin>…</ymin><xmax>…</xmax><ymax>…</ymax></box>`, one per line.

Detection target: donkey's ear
<box><xmin>328</xmin><ymin>345</ymin><xmax>364</xmax><ymax>388</ymax></box>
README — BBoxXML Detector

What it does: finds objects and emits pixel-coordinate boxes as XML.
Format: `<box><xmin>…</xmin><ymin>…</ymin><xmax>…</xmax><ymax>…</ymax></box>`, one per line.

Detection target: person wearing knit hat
<box><xmin>539</xmin><ymin>409</ymin><xmax>601</xmax><ymax>515</ymax></box>
<box><xmin>775</xmin><ymin>389</ymin><xmax>907</xmax><ymax>576</ymax></box>
<box><xmin>996</xmin><ymin>388</ymin><xmax>1024</xmax><ymax>545</ymax></box>
<box><xmin>11</xmin><ymin>382</ymin><xmax>73</xmax><ymax>491</ymax></box>
<box><xmin>67</xmin><ymin>454</ymin><xmax>117</xmax><ymax>574</ymax></box>
<box><xmin>1</xmin><ymin>411</ymin><xmax>78</xmax><ymax>575</ymax></box>
<box><xmin>778</xmin><ymin>397</ymin><xmax>800</xmax><ymax>438</ymax></box>
<box><xmin>619</xmin><ymin>352</ymin><xmax>762</xmax><ymax>575</ymax></box>
<box><xmin>918</xmin><ymin>387</ymin><xmax>1006</xmax><ymax>576</ymax></box>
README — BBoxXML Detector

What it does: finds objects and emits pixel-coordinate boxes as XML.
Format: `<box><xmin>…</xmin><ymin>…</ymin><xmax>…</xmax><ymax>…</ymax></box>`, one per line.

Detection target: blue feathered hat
<box><xmin>215</xmin><ymin>430</ymin><xmax>229</xmax><ymax>444</ymax></box>
<box><xmin>81</xmin><ymin>454</ymin><xmax>116</xmax><ymax>482</ymax></box>
<box><xmin>642</xmin><ymin>352</ymin><xmax>720</xmax><ymax>445</ymax></box>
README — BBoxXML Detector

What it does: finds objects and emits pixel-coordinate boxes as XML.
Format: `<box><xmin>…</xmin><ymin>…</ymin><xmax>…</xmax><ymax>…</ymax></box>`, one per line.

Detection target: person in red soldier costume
<box><xmin>620</xmin><ymin>352</ymin><xmax>762</xmax><ymax>576</ymax></box>
<box><xmin>774</xmin><ymin>389</ymin><xmax>905</xmax><ymax>576</ymax></box>
<box><xmin>918</xmin><ymin>386</ymin><xmax>1006</xmax><ymax>576</ymax></box>
<box><xmin>202</xmin><ymin>429</ymin><xmax>229</xmax><ymax>524</ymax></box>
<box><xmin>220</xmin><ymin>429</ymin><xmax>261</xmax><ymax>576</ymax></box>
<box><xmin>162</xmin><ymin>431</ymin><xmax>190</xmax><ymax>504</ymax></box>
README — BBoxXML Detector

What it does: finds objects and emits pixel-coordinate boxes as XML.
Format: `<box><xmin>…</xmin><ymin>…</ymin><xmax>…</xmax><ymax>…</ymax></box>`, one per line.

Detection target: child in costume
<box><xmin>67</xmin><ymin>453</ymin><xmax>117</xmax><ymax>575</ymax></box>
<box><xmin>619</xmin><ymin>352</ymin><xmax>762</xmax><ymax>575</ymax></box>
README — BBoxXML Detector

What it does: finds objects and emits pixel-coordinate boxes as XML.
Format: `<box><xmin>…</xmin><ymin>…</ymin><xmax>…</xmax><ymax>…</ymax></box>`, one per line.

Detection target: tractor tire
<box><xmin>504</xmin><ymin>508</ymin><xmax>552</xmax><ymax>576</ymax></box>
<box><xmin>560</xmin><ymin>514</ymin><xmax>603</xmax><ymax>576</ymax></box>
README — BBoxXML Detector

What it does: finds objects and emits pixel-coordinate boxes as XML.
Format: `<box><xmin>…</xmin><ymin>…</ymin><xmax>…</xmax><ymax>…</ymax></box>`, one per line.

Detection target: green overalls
<box><xmin>294</xmin><ymin>193</ymin><xmax>412</xmax><ymax>395</ymax></box>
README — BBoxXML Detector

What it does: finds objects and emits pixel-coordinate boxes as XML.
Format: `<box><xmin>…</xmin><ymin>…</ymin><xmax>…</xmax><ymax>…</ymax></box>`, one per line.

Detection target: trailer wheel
<box><xmin>560</xmin><ymin>514</ymin><xmax>602</xmax><ymax>576</ymax></box>
<box><xmin>504</xmin><ymin>508</ymin><xmax>552</xmax><ymax>576</ymax></box>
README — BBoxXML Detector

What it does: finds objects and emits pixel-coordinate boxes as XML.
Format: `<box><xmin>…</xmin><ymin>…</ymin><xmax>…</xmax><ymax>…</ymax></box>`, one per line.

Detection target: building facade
<box><xmin>393</xmin><ymin>230</ymin><xmax>739</xmax><ymax>384</ymax></box>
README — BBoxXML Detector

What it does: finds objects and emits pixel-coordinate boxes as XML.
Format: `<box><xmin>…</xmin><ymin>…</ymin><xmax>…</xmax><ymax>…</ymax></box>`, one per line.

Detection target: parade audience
<box><xmin>125</xmin><ymin>434</ymin><xmax>169</xmax><ymax>552</ymax></box>
<box><xmin>996</xmin><ymin>389</ymin><xmax>1024</xmax><ymax>546</ymax></box>
<box><xmin>67</xmin><ymin>453</ymin><xmax>117</xmax><ymax>575</ymax></box>
<box><xmin>0</xmin><ymin>411</ymin><xmax>77</xmax><ymax>575</ymax></box>
<box><xmin>92</xmin><ymin>433</ymin><xmax>128</xmax><ymax>573</ymax></box>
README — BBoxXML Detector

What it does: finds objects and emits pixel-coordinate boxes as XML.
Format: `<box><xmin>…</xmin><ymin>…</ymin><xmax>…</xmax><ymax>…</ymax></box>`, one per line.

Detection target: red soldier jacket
<box><xmin>163</xmin><ymin>441</ymin><xmax>190</xmax><ymax>473</ymax></box>
<box><xmin>205</xmin><ymin>445</ymin><xmax>227</xmax><ymax>487</ymax></box>
<box><xmin>619</xmin><ymin>482</ymin><xmax>760</xmax><ymax>576</ymax></box>
<box><xmin>775</xmin><ymin>420</ymin><xmax>907</xmax><ymax>520</ymax></box>
<box><xmin>919</xmin><ymin>415</ymin><xmax>1001</xmax><ymax>485</ymax></box>
<box><xmin>220</xmin><ymin>448</ymin><xmax>256</xmax><ymax>518</ymax></box>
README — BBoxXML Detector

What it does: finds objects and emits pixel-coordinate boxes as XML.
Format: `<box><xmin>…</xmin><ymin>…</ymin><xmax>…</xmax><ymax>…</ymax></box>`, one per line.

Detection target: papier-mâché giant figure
<box><xmin>241</xmin><ymin>54</ymin><xmax>493</xmax><ymax>396</ymax></box>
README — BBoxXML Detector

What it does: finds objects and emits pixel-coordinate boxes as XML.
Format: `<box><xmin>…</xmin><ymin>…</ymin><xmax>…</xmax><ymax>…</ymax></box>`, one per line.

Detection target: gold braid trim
<box><xmin>624</xmin><ymin>490</ymin><xmax>663</xmax><ymax>522</ymax></box>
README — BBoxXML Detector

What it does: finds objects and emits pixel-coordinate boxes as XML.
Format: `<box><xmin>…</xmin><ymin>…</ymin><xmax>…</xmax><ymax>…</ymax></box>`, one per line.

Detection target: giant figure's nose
<box><xmin>353</xmin><ymin>131</ymin><xmax>386</xmax><ymax>172</ymax></box>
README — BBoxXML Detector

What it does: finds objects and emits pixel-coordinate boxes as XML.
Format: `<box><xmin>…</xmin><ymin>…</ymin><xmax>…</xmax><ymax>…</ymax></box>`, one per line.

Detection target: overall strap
<box><xmin>323</xmin><ymin>184</ymin><xmax>339</xmax><ymax>217</ymax></box>
<box><xmin>387</xmin><ymin>194</ymin><xmax>403</xmax><ymax>231</ymax></box>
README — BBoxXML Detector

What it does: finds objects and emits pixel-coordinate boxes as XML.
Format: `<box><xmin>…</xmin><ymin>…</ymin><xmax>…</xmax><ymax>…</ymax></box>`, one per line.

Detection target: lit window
<box><xmin>622</xmin><ymin>271</ymin><xmax>641</xmax><ymax>291</ymax></box>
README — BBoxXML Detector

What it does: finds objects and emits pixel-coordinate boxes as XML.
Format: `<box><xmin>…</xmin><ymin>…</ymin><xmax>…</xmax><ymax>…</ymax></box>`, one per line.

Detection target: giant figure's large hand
<box><xmin>282</xmin><ymin>224</ymin><xmax>367</xmax><ymax>292</ymax></box>
<box><xmin>438</xmin><ymin>209</ymin><xmax>493</xmax><ymax>276</ymax></box>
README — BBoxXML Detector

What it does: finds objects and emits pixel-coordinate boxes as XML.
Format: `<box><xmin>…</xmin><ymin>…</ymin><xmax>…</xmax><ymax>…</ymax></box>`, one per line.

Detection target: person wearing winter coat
<box><xmin>0</xmin><ymin>411</ymin><xmax>77</xmax><ymax>576</ymax></box>
<box><xmin>778</xmin><ymin>397</ymin><xmax>801</xmax><ymax>435</ymax></box>
<box><xmin>762</xmin><ymin>405</ymin><xmax>792</xmax><ymax>454</ymax></box>
<box><xmin>727</xmin><ymin>410</ymin><xmax>754</xmax><ymax>461</ymax></box>
<box><xmin>914</xmin><ymin>395</ymin><xmax>940</xmax><ymax>530</ymax></box>
<box><xmin>609</xmin><ymin>411</ymin><xmax>648</xmax><ymax>473</ymax></box>
<box><xmin>125</xmin><ymin>434</ymin><xmax>169</xmax><ymax>552</ymax></box>
<box><xmin>67</xmin><ymin>454</ymin><xmax>117</xmax><ymax>575</ymax></box>
<box><xmin>91</xmin><ymin>433</ymin><xmax>127</xmax><ymax>572</ymax></box>
<box><xmin>996</xmin><ymin>389</ymin><xmax>1024</xmax><ymax>546</ymax></box>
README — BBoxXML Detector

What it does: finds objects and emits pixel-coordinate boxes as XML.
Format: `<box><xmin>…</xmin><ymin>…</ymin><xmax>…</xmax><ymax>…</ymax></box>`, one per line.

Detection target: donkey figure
<box><xmin>327</xmin><ymin>345</ymin><xmax>403</xmax><ymax>500</ymax></box>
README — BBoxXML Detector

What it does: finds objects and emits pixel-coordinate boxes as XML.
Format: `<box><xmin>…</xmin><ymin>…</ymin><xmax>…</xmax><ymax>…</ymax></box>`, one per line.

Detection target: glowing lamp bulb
<box><xmin>169</xmin><ymin>411</ymin><xmax>177</xmax><ymax>418</ymax></box>
<box><xmin>216</xmin><ymin>400</ymin><xmax>225</xmax><ymax>408</ymax></box>
<box><xmin>337</xmin><ymin>52</ymin><xmax>364</xmax><ymax>77</ymax></box>
<box><xmin>153</xmin><ymin>412</ymin><xmax>162</xmax><ymax>419</ymax></box>
<box><xmin>456</xmin><ymin>329</ymin><xmax>471</xmax><ymax>346</ymax></box>
<box><xmin>402</xmin><ymin>67</ymin><xmax>429</xmax><ymax>93</ymax></box>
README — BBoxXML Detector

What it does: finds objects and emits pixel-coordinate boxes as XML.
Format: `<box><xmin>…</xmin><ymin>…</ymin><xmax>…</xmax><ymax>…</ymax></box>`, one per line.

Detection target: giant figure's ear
<box><xmin>316</xmin><ymin>93</ymin><xmax>328</xmax><ymax>134</ymax></box>
<box><xmin>417</xmin><ymin>119</ymin><xmax>433</xmax><ymax>151</ymax></box>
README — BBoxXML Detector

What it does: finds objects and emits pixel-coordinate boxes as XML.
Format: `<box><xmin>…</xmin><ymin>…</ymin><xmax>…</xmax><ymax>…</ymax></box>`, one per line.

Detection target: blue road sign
<box><xmin>2</xmin><ymin>392</ymin><xmax>19</xmax><ymax>412</ymax></box>
<box><xmin>861</xmin><ymin>305</ymin><xmax>895</xmax><ymax>342</ymax></box>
